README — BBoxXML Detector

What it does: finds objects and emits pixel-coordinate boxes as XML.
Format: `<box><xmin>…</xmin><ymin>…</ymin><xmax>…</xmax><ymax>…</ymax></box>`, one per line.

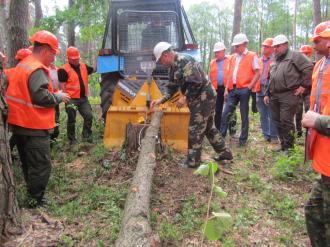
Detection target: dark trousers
<box><xmin>15</xmin><ymin>134</ymin><xmax>51</xmax><ymax>202</ymax></box>
<box><xmin>214</xmin><ymin>85</ymin><xmax>225</xmax><ymax>130</ymax></box>
<box><xmin>269</xmin><ymin>91</ymin><xmax>299</xmax><ymax>150</ymax></box>
<box><xmin>65</xmin><ymin>97</ymin><xmax>93</xmax><ymax>141</ymax></box>
<box><xmin>250</xmin><ymin>92</ymin><xmax>258</xmax><ymax>113</ymax></box>
<box><xmin>51</xmin><ymin>104</ymin><xmax>60</xmax><ymax>140</ymax></box>
<box><xmin>221</xmin><ymin>87</ymin><xmax>250</xmax><ymax>144</ymax></box>
<box><xmin>295</xmin><ymin>93</ymin><xmax>310</xmax><ymax>136</ymax></box>
<box><xmin>305</xmin><ymin>175</ymin><xmax>330</xmax><ymax>247</ymax></box>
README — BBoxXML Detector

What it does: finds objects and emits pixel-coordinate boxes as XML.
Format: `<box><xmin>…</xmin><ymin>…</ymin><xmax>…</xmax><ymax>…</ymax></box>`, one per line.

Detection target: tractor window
<box><xmin>117</xmin><ymin>11</ymin><xmax>180</xmax><ymax>54</ymax></box>
<box><xmin>104</xmin><ymin>18</ymin><xmax>112</xmax><ymax>49</ymax></box>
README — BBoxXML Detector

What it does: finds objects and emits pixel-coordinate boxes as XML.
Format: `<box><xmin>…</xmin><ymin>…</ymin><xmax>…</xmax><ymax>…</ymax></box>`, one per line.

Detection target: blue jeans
<box><xmin>256</xmin><ymin>95</ymin><xmax>278</xmax><ymax>140</ymax></box>
<box><xmin>220</xmin><ymin>87</ymin><xmax>250</xmax><ymax>144</ymax></box>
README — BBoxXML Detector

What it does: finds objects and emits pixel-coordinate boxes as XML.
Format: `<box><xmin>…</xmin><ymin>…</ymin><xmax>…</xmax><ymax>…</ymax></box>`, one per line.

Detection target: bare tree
<box><xmin>67</xmin><ymin>0</ymin><xmax>75</xmax><ymax>46</ymax></box>
<box><xmin>313</xmin><ymin>0</ymin><xmax>321</xmax><ymax>27</ymax></box>
<box><xmin>0</xmin><ymin>0</ymin><xmax>8</xmax><ymax>52</ymax></box>
<box><xmin>292</xmin><ymin>0</ymin><xmax>297</xmax><ymax>50</ymax></box>
<box><xmin>7</xmin><ymin>0</ymin><xmax>29</xmax><ymax>67</ymax></box>
<box><xmin>34</xmin><ymin>0</ymin><xmax>43</xmax><ymax>27</ymax></box>
<box><xmin>231</xmin><ymin>0</ymin><xmax>243</xmax><ymax>53</ymax></box>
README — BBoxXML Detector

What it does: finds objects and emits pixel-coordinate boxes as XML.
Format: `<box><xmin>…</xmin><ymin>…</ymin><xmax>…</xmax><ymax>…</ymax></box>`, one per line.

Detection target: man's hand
<box><xmin>176</xmin><ymin>96</ymin><xmax>186</xmax><ymax>108</ymax></box>
<box><xmin>224</xmin><ymin>88</ymin><xmax>229</xmax><ymax>100</ymax></box>
<box><xmin>57</xmin><ymin>90</ymin><xmax>71</xmax><ymax>103</ymax></box>
<box><xmin>294</xmin><ymin>86</ymin><xmax>305</xmax><ymax>96</ymax></box>
<box><xmin>302</xmin><ymin>110</ymin><xmax>320</xmax><ymax>128</ymax></box>
<box><xmin>264</xmin><ymin>96</ymin><xmax>270</xmax><ymax>105</ymax></box>
<box><xmin>150</xmin><ymin>99</ymin><xmax>162</xmax><ymax>110</ymax></box>
<box><xmin>248</xmin><ymin>83</ymin><xmax>254</xmax><ymax>90</ymax></box>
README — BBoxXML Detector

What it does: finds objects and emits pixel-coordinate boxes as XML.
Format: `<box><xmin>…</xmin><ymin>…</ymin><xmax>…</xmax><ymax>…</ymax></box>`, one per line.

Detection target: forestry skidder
<box><xmin>98</xmin><ymin>0</ymin><xmax>200</xmax><ymax>151</ymax></box>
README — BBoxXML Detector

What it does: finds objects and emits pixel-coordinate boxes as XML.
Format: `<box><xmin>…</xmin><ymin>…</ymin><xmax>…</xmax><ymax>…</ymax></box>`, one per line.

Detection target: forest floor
<box><xmin>4</xmin><ymin>104</ymin><xmax>315</xmax><ymax>247</ymax></box>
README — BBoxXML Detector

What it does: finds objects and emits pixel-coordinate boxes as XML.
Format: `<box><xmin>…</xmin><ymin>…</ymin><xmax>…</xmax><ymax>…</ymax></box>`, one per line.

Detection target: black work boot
<box><xmin>214</xmin><ymin>148</ymin><xmax>233</xmax><ymax>161</ymax></box>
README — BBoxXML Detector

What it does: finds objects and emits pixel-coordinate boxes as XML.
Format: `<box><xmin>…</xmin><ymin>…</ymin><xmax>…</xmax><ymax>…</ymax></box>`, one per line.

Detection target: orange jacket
<box><xmin>253</xmin><ymin>56</ymin><xmax>272</xmax><ymax>93</ymax></box>
<box><xmin>309</xmin><ymin>57</ymin><xmax>330</xmax><ymax>177</ymax></box>
<box><xmin>6</xmin><ymin>55</ymin><xmax>55</xmax><ymax>130</ymax></box>
<box><xmin>209</xmin><ymin>56</ymin><xmax>229</xmax><ymax>90</ymax></box>
<box><xmin>227</xmin><ymin>51</ymin><xmax>257</xmax><ymax>90</ymax></box>
<box><xmin>4</xmin><ymin>67</ymin><xmax>15</xmax><ymax>84</ymax></box>
<box><xmin>62</xmin><ymin>63</ymin><xmax>89</xmax><ymax>98</ymax></box>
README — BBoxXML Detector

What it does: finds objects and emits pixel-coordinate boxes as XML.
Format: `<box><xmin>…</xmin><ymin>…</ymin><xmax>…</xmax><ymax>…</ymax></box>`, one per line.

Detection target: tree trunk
<box><xmin>115</xmin><ymin>111</ymin><xmax>163</xmax><ymax>247</ymax></box>
<box><xmin>0</xmin><ymin>70</ymin><xmax>21</xmax><ymax>244</ymax></box>
<box><xmin>7</xmin><ymin>0</ymin><xmax>29</xmax><ymax>67</ymax></box>
<box><xmin>312</xmin><ymin>0</ymin><xmax>321</xmax><ymax>27</ymax></box>
<box><xmin>34</xmin><ymin>0</ymin><xmax>43</xmax><ymax>27</ymax></box>
<box><xmin>292</xmin><ymin>0</ymin><xmax>297</xmax><ymax>50</ymax></box>
<box><xmin>67</xmin><ymin>0</ymin><xmax>75</xmax><ymax>47</ymax></box>
<box><xmin>231</xmin><ymin>0</ymin><xmax>243</xmax><ymax>53</ymax></box>
<box><xmin>0</xmin><ymin>0</ymin><xmax>8</xmax><ymax>53</ymax></box>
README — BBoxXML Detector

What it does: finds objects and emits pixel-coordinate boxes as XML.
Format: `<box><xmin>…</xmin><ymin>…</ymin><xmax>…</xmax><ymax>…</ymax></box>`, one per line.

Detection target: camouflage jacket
<box><xmin>160</xmin><ymin>53</ymin><xmax>214</xmax><ymax>103</ymax></box>
<box><xmin>315</xmin><ymin>116</ymin><xmax>330</xmax><ymax>137</ymax></box>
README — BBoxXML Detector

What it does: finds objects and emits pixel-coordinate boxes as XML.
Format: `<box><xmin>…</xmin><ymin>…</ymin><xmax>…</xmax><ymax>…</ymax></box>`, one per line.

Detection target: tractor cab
<box><xmin>98</xmin><ymin>0</ymin><xmax>200</xmax><ymax>151</ymax></box>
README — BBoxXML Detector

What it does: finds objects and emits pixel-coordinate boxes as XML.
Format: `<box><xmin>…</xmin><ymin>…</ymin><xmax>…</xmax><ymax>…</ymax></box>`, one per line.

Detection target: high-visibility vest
<box><xmin>4</xmin><ymin>67</ymin><xmax>15</xmax><ymax>84</ymax></box>
<box><xmin>62</xmin><ymin>62</ymin><xmax>89</xmax><ymax>98</ymax></box>
<box><xmin>253</xmin><ymin>56</ymin><xmax>272</xmax><ymax>93</ymax></box>
<box><xmin>309</xmin><ymin>57</ymin><xmax>330</xmax><ymax>177</ymax></box>
<box><xmin>227</xmin><ymin>51</ymin><xmax>256</xmax><ymax>90</ymax></box>
<box><xmin>6</xmin><ymin>55</ymin><xmax>55</xmax><ymax>130</ymax></box>
<box><xmin>209</xmin><ymin>56</ymin><xmax>229</xmax><ymax>90</ymax></box>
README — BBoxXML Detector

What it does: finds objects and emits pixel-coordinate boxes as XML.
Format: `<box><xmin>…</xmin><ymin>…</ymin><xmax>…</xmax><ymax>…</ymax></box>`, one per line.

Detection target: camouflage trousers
<box><xmin>187</xmin><ymin>88</ymin><xmax>227</xmax><ymax>167</ymax></box>
<box><xmin>305</xmin><ymin>175</ymin><xmax>330</xmax><ymax>247</ymax></box>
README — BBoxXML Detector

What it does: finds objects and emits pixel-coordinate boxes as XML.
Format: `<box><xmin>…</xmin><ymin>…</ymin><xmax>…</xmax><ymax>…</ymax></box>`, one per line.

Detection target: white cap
<box><xmin>231</xmin><ymin>33</ymin><xmax>249</xmax><ymax>46</ymax></box>
<box><xmin>213</xmin><ymin>42</ymin><xmax>226</xmax><ymax>52</ymax></box>
<box><xmin>272</xmin><ymin>34</ymin><xmax>289</xmax><ymax>46</ymax></box>
<box><xmin>153</xmin><ymin>42</ymin><xmax>172</xmax><ymax>62</ymax></box>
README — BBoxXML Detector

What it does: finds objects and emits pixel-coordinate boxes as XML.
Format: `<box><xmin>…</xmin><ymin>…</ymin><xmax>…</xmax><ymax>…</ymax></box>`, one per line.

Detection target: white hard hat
<box><xmin>153</xmin><ymin>42</ymin><xmax>172</xmax><ymax>62</ymax></box>
<box><xmin>213</xmin><ymin>42</ymin><xmax>226</xmax><ymax>52</ymax></box>
<box><xmin>231</xmin><ymin>33</ymin><xmax>249</xmax><ymax>46</ymax></box>
<box><xmin>272</xmin><ymin>34</ymin><xmax>289</xmax><ymax>46</ymax></box>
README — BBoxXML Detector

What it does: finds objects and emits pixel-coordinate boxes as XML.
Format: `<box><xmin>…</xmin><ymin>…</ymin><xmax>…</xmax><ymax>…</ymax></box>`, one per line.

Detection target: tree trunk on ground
<box><xmin>115</xmin><ymin>111</ymin><xmax>163</xmax><ymax>247</ymax></box>
<box><xmin>0</xmin><ymin>0</ymin><xmax>8</xmax><ymax>52</ymax></box>
<box><xmin>7</xmin><ymin>0</ymin><xmax>29</xmax><ymax>67</ymax></box>
<box><xmin>0</xmin><ymin>70</ymin><xmax>21</xmax><ymax>244</ymax></box>
<box><xmin>312</xmin><ymin>0</ymin><xmax>321</xmax><ymax>27</ymax></box>
<box><xmin>231</xmin><ymin>0</ymin><xmax>243</xmax><ymax>53</ymax></box>
<box><xmin>34</xmin><ymin>0</ymin><xmax>43</xmax><ymax>27</ymax></box>
<box><xmin>67</xmin><ymin>0</ymin><xmax>75</xmax><ymax>47</ymax></box>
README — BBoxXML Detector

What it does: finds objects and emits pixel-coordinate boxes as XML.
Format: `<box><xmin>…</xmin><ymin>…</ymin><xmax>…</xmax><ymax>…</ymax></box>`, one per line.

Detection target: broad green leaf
<box><xmin>194</xmin><ymin>164</ymin><xmax>209</xmax><ymax>176</ymax></box>
<box><xmin>204</xmin><ymin>212</ymin><xmax>232</xmax><ymax>241</ymax></box>
<box><xmin>214</xmin><ymin>186</ymin><xmax>227</xmax><ymax>199</ymax></box>
<box><xmin>209</xmin><ymin>162</ymin><xmax>218</xmax><ymax>174</ymax></box>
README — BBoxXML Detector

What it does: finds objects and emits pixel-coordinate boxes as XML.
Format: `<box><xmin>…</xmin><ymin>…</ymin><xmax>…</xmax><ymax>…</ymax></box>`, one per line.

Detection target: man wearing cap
<box><xmin>302</xmin><ymin>21</ymin><xmax>330</xmax><ymax>247</ymax></box>
<box><xmin>254</xmin><ymin>38</ymin><xmax>278</xmax><ymax>142</ymax></box>
<box><xmin>6</xmin><ymin>30</ymin><xmax>70</xmax><ymax>207</ymax></box>
<box><xmin>209</xmin><ymin>41</ymin><xmax>229</xmax><ymax>130</ymax></box>
<box><xmin>58</xmin><ymin>46</ymin><xmax>96</xmax><ymax>144</ymax></box>
<box><xmin>220</xmin><ymin>33</ymin><xmax>260</xmax><ymax>146</ymax></box>
<box><xmin>151</xmin><ymin>41</ymin><xmax>233</xmax><ymax>168</ymax></box>
<box><xmin>264</xmin><ymin>34</ymin><xmax>313</xmax><ymax>152</ymax></box>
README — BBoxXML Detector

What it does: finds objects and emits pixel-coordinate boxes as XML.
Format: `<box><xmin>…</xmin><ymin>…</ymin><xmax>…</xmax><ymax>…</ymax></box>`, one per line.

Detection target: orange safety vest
<box><xmin>253</xmin><ymin>56</ymin><xmax>272</xmax><ymax>93</ymax></box>
<box><xmin>4</xmin><ymin>67</ymin><xmax>16</xmax><ymax>84</ymax></box>
<box><xmin>6</xmin><ymin>55</ymin><xmax>55</xmax><ymax>130</ymax></box>
<box><xmin>227</xmin><ymin>51</ymin><xmax>257</xmax><ymax>90</ymax></box>
<box><xmin>62</xmin><ymin>63</ymin><xmax>89</xmax><ymax>98</ymax></box>
<box><xmin>309</xmin><ymin>57</ymin><xmax>330</xmax><ymax>177</ymax></box>
<box><xmin>209</xmin><ymin>56</ymin><xmax>229</xmax><ymax>90</ymax></box>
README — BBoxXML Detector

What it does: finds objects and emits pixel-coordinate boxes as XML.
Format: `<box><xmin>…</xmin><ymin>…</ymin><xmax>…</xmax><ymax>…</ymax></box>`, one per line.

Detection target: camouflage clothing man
<box><xmin>151</xmin><ymin>42</ymin><xmax>233</xmax><ymax>168</ymax></box>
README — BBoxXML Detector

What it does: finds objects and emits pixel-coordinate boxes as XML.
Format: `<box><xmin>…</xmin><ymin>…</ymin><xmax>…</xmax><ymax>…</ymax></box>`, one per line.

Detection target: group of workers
<box><xmin>0</xmin><ymin>30</ymin><xmax>95</xmax><ymax>207</ymax></box>
<box><xmin>152</xmin><ymin>20</ymin><xmax>330</xmax><ymax>246</ymax></box>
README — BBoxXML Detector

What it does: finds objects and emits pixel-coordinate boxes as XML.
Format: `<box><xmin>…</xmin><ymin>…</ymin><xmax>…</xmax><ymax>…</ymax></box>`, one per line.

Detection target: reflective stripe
<box><xmin>311</xmin><ymin>89</ymin><xmax>330</xmax><ymax>96</ymax></box>
<box><xmin>16</xmin><ymin>62</ymin><xmax>33</xmax><ymax>72</ymax></box>
<box><xmin>6</xmin><ymin>95</ymin><xmax>45</xmax><ymax>109</ymax></box>
<box><xmin>65</xmin><ymin>85</ymin><xmax>80</xmax><ymax>88</ymax></box>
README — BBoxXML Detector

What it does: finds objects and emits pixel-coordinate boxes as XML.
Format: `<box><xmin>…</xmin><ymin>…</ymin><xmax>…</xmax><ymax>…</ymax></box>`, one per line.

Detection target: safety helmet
<box><xmin>272</xmin><ymin>34</ymin><xmax>288</xmax><ymax>47</ymax></box>
<box><xmin>15</xmin><ymin>48</ymin><xmax>32</xmax><ymax>60</ymax></box>
<box><xmin>153</xmin><ymin>42</ymin><xmax>172</xmax><ymax>62</ymax></box>
<box><xmin>262</xmin><ymin>38</ymin><xmax>273</xmax><ymax>47</ymax></box>
<box><xmin>299</xmin><ymin>45</ymin><xmax>313</xmax><ymax>56</ymax></box>
<box><xmin>310</xmin><ymin>21</ymin><xmax>330</xmax><ymax>41</ymax></box>
<box><xmin>231</xmin><ymin>33</ymin><xmax>249</xmax><ymax>46</ymax></box>
<box><xmin>213</xmin><ymin>42</ymin><xmax>226</xmax><ymax>52</ymax></box>
<box><xmin>66</xmin><ymin>46</ymin><xmax>80</xmax><ymax>59</ymax></box>
<box><xmin>320</xmin><ymin>22</ymin><xmax>330</xmax><ymax>38</ymax></box>
<box><xmin>29</xmin><ymin>30</ymin><xmax>60</xmax><ymax>54</ymax></box>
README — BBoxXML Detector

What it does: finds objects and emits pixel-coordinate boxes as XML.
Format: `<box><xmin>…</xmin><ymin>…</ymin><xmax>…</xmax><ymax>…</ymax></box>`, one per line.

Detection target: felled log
<box><xmin>115</xmin><ymin>111</ymin><xmax>163</xmax><ymax>247</ymax></box>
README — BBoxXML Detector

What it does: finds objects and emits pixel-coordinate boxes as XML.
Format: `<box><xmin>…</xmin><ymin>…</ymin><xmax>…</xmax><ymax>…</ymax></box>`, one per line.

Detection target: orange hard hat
<box><xmin>310</xmin><ymin>21</ymin><xmax>330</xmax><ymax>42</ymax></box>
<box><xmin>66</xmin><ymin>46</ymin><xmax>80</xmax><ymax>59</ymax></box>
<box><xmin>29</xmin><ymin>30</ymin><xmax>60</xmax><ymax>54</ymax></box>
<box><xmin>15</xmin><ymin>48</ymin><xmax>32</xmax><ymax>60</ymax></box>
<box><xmin>262</xmin><ymin>38</ymin><xmax>273</xmax><ymax>47</ymax></box>
<box><xmin>299</xmin><ymin>45</ymin><xmax>313</xmax><ymax>55</ymax></box>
